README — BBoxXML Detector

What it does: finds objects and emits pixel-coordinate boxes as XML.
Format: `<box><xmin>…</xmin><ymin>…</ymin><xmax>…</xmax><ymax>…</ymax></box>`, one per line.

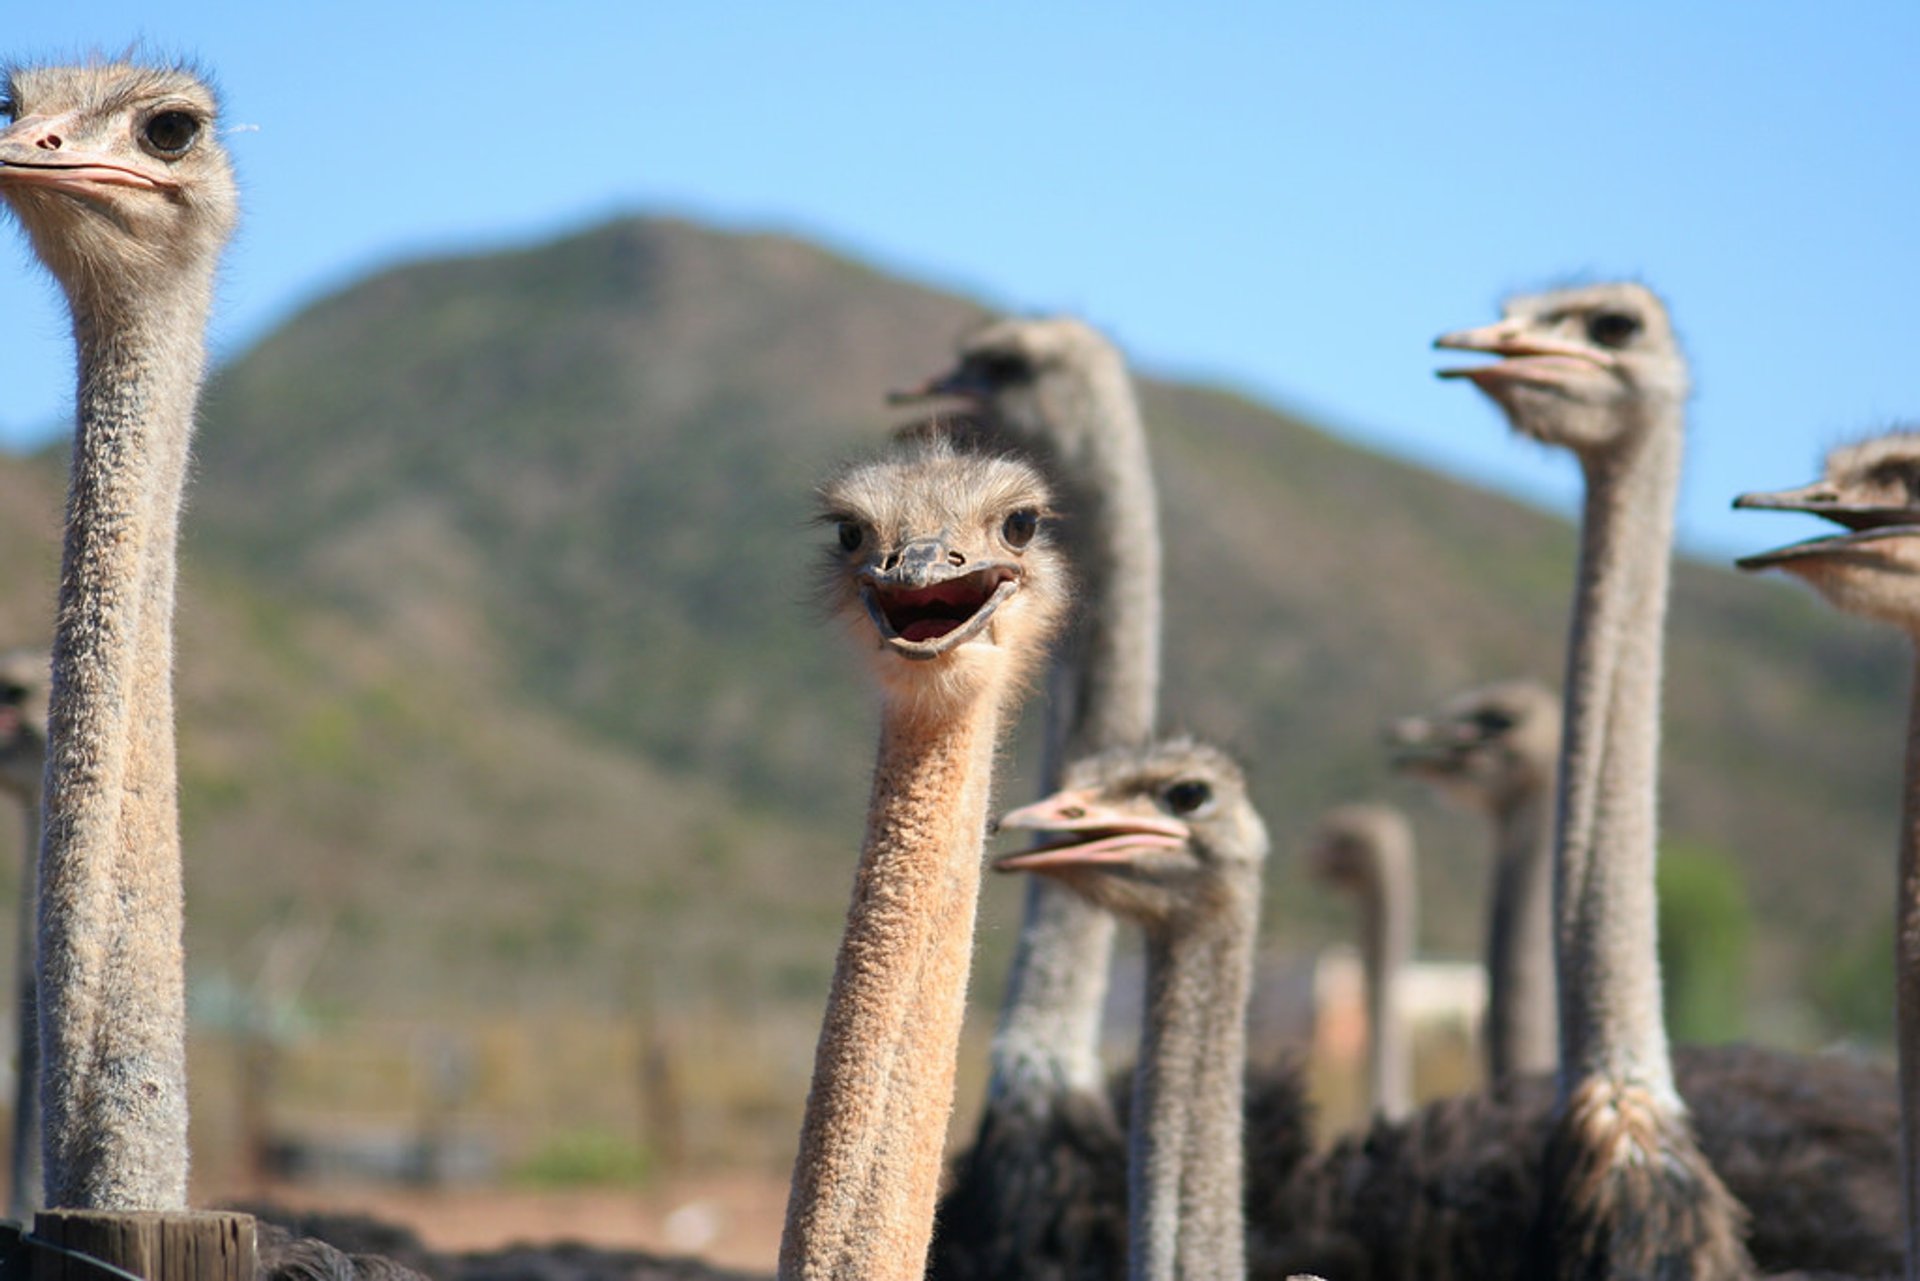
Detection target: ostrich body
<box><xmin>1307</xmin><ymin>804</ymin><xmax>1415</xmax><ymax>1121</ymax></box>
<box><xmin>0</xmin><ymin>62</ymin><xmax>237</xmax><ymax>1210</ymax></box>
<box><xmin>896</xmin><ymin>317</ymin><xmax>1159</xmax><ymax>1281</ymax></box>
<box><xmin>1437</xmin><ymin>284</ymin><xmax>1748</xmax><ymax>1278</ymax></box>
<box><xmin>1737</xmin><ymin>429</ymin><xmax>1920</xmax><ymax>1281</ymax></box>
<box><xmin>780</xmin><ymin>440</ymin><xmax>1068</xmax><ymax>1281</ymax></box>
<box><xmin>1390</xmin><ymin>680</ymin><xmax>1560</xmax><ymax>1084</ymax></box>
<box><xmin>0</xmin><ymin>651</ymin><xmax>48</xmax><ymax>1217</ymax></box>
<box><xmin>997</xmin><ymin>739</ymin><xmax>1267</xmax><ymax>1281</ymax></box>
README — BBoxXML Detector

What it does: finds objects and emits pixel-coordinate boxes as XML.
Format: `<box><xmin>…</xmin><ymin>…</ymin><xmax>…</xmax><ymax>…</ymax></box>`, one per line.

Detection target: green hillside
<box><xmin>1</xmin><ymin>215</ymin><xmax>1903</xmax><ymax>1043</ymax></box>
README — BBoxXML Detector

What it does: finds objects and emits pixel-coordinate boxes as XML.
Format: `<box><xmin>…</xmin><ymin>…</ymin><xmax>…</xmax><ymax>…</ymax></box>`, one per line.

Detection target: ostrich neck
<box><xmin>1361</xmin><ymin>861</ymin><xmax>1413</xmax><ymax>1120</ymax></box>
<box><xmin>1486</xmin><ymin>783</ymin><xmax>1558</xmax><ymax>1081</ymax></box>
<box><xmin>992</xmin><ymin>373</ymin><xmax>1161</xmax><ymax>1099</ymax></box>
<box><xmin>1553</xmin><ymin>413</ymin><xmax>1681</xmax><ymax>1098</ymax></box>
<box><xmin>37</xmin><ymin>287</ymin><xmax>209</xmax><ymax>1210</ymax></box>
<box><xmin>1130</xmin><ymin>913</ymin><xmax>1254</xmax><ymax>1281</ymax></box>
<box><xmin>11</xmin><ymin>792</ymin><xmax>40</xmax><ymax>1218</ymax></box>
<box><xmin>780</xmin><ymin>687</ymin><xmax>1006</xmax><ymax>1281</ymax></box>
<box><xmin>1898</xmin><ymin>653</ymin><xmax>1920</xmax><ymax>1281</ymax></box>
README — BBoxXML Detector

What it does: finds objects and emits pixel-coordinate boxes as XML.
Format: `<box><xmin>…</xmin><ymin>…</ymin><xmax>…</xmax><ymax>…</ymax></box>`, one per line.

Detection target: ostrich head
<box><xmin>1435</xmin><ymin>282</ymin><xmax>1686</xmax><ymax>457</ymax></box>
<box><xmin>993</xmin><ymin>738</ymin><xmax>1266</xmax><ymax>933</ymax></box>
<box><xmin>1735</xmin><ymin>430</ymin><xmax>1920</xmax><ymax>632</ymax></box>
<box><xmin>1387</xmin><ymin>679</ymin><xmax>1560</xmax><ymax>814</ymax></box>
<box><xmin>0</xmin><ymin>61</ymin><xmax>237</xmax><ymax>297</ymax></box>
<box><xmin>0</xmin><ymin>648</ymin><xmax>47</xmax><ymax>802</ymax></box>
<box><xmin>818</xmin><ymin>438</ymin><xmax>1069</xmax><ymax>713</ymax></box>
<box><xmin>1306</xmin><ymin>803</ymin><xmax>1412</xmax><ymax>899</ymax></box>
<box><xmin>890</xmin><ymin>316</ymin><xmax>1129</xmax><ymax>459</ymax></box>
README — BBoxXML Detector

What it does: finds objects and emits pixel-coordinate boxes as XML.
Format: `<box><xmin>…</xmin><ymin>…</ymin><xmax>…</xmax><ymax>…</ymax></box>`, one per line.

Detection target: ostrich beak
<box><xmin>886</xmin><ymin>364</ymin><xmax>985</xmax><ymax>406</ymax></box>
<box><xmin>1733</xmin><ymin>482</ymin><xmax>1920</xmax><ymax>533</ymax></box>
<box><xmin>993</xmin><ymin>790</ymin><xmax>1187</xmax><ymax>872</ymax></box>
<box><xmin>1434</xmin><ymin>320</ymin><xmax>1615</xmax><ymax>382</ymax></box>
<box><xmin>0</xmin><ymin>117</ymin><xmax>174</xmax><ymax>195</ymax></box>
<box><xmin>1383</xmin><ymin>714</ymin><xmax>1454</xmax><ymax>771</ymax></box>
<box><xmin>1732</xmin><ymin>481</ymin><xmax>1841</xmax><ymax>514</ymax></box>
<box><xmin>1735</xmin><ymin>523</ymin><xmax>1920</xmax><ymax>572</ymax></box>
<box><xmin>857</xmin><ymin>541</ymin><xmax>1022</xmax><ymax>660</ymax></box>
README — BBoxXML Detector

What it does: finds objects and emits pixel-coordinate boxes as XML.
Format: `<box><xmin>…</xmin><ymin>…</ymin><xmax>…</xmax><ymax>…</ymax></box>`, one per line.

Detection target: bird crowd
<box><xmin>1</xmin><ymin>55</ymin><xmax>1916</xmax><ymax>1281</ymax></box>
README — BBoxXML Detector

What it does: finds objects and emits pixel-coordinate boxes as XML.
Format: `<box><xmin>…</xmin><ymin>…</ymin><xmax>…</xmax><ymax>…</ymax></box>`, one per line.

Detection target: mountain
<box><xmin>1</xmin><ymin>215</ymin><xmax>1901</xmax><ymax>1039</ymax></box>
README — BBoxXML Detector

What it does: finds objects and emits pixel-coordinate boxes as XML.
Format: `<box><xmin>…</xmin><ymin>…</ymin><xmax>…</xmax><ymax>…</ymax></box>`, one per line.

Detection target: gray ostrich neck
<box><xmin>991</xmin><ymin>370</ymin><xmax>1161</xmax><ymax>1099</ymax></box>
<box><xmin>1552</xmin><ymin>410</ymin><xmax>1681</xmax><ymax>1099</ymax></box>
<box><xmin>11</xmin><ymin>795</ymin><xmax>40</xmax><ymax>1218</ymax></box>
<box><xmin>1129</xmin><ymin>916</ymin><xmax>1253</xmax><ymax>1281</ymax></box>
<box><xmin>1898</xmin><ymin>655</ymin><xmax>1920</xmax><ymax>1281</ymax></box>
<box><xmin>1362</xmin><ymin>862</ymin><xmax>1413</xmax><ymax>1120</ymax></box>
<box><xmin>38</xmin><ymin>284</ymin><xmax>208</xmax><ymax>1210</ymax></box>
<box><xmin>1486</xmin><ymin>783</ymin><xmax>1557</xmax><ymax>1081</ymax></box>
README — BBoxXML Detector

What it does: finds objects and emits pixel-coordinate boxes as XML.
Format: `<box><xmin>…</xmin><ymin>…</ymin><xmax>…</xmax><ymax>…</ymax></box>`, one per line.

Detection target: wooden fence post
<box><xmin>28</xmin><ymin>1211</ymin><xmax>255</xmax><ymax>1281</ymax></box>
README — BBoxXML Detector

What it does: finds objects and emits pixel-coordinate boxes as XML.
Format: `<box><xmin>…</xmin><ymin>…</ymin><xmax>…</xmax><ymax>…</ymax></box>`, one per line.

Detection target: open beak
<box><xmin>992</xmin><ymin>789</ymin><xmax>1188</xmax><ymax>873</ymax></box>
<box><xmin>1434</xmin><ymin>320</ymin><xmax>1614</xmax><ymax>384</ymax></box>
<box><xmin>858</xmin><ymin>540</ymin><xmax>1022</xmax><ymax>660</ymax></box>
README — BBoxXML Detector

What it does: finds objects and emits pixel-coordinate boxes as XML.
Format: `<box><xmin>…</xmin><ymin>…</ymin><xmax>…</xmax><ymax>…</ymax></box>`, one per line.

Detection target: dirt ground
<box><xmin>230</xmin><ymin>1173</ymin><xmax>790</xmax><ymax>1273</ymax></box>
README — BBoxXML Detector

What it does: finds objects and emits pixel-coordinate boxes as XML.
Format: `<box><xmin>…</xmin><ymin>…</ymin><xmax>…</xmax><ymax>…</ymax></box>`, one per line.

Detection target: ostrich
<box><xmin>0</xmin><ymin>61</ymin><xmax>237</xmax><ymax>1211</ymax></box>
<box><xmin>780</xmin><ymin>438</ymin><xmax>1068</xmax><ymax>1281</ymax></box>
<box><xmin>1736</xmin><ymin>428</ymin><xmax>1920</xmax><ymax>1280</ymax></box>
<box><xmin>894</xmin><ymin>316</ymin><xmax>1159</xmax><ymax>1281</ymax></box>
<box><xmin>1389</xmin><ymin>680</ymin><xmax>1560</xmax><ymax>1084</ymax></box>
<box><xmin>1307</xmin><ymin>804</ymin><xmax>1415</xmax><ymax>1121</ymax></box>
<box><xmin>1436</xmin><ymin>283</ymin><xmax>1749</xmax><ymax>1277</ymax></box>
<box><xmin>0</xmin><ymin>649</ymin><xmax>48</xmax><ymax>1217</ymax></box>
<box><xmin>995</xmin><ymin>738</ymin><xmax>1266</xmax><ymax>1281</ymax></box>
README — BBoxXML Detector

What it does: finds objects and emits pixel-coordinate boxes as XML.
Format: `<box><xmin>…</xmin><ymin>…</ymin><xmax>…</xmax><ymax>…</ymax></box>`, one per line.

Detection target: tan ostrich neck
<box><xmin>1487</xmin><ymin>784</ymin><xmax>1557</xmax><ymax>1080</ymax></box>
<box><xmin>1130</xmin><ymin>918</ymin><xmax>1253</xmax><ymax>1281</ymax></box>
<box><xmin>1553</xmin><ymin>417</ymin><xmax>1680</xmax><ymax>1098</ymax></box>
<box><xmin>38</xmin><ymin>290</ymin><xmax>208</xmax><ymax>1210</ymax></box>
<box><xmin>780</xmin><ymin>691</ymin><xmax>1006</xmax><ymax>1280</ymax></box>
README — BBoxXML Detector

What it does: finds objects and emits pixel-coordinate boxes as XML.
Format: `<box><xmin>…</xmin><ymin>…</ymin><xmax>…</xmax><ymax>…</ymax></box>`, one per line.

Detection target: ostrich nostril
<box><xmin>1061</xmin><ymin>806</ymin><xmax>1085</xmax><ymax>820</ymax></box>
<box><xmin>38</xmin><ymin>134</ymin><xmax>62</xmax><ymax>151</ymax></box>
<box><xmin>947</xmin><ymin>550</ymin><xmax>965</xmax><ymax>567</ymax></box>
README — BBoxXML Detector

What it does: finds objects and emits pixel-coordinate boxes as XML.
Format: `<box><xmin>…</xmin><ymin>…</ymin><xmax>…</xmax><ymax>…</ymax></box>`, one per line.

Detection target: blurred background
<box><xmin>0</xmin><ymin>4</ymin><xmax>1914</xmax><ymax>1268</ymax></box>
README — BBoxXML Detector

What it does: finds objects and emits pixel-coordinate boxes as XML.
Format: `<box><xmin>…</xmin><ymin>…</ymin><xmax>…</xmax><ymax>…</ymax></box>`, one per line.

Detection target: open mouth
<box><xmin>993</xmin><ymin>826</ymin><xmax>1184</xmax><ymax>873</ymax></box>
<box><xmin>861</xmin><ymin>566</ymin><xmax>1018</xmax><ymax>657</ymax></box>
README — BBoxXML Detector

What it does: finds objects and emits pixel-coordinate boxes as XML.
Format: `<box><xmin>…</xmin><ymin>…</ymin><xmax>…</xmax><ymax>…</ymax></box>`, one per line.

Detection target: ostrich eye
<box><xmin>0</xmin><ymin>682</ymin><xmax>22</xmax><ymax>707</ymax></box>
<box><xmin>1164</xmin><ymin>780</ymin><xmax>1212</xmax><ymax>815</ymax></box>
<box><xmin>836</xmin><ymin>521</ymin><xmax>863</xmax><ymax>553</ymax></box>
<box><xmin>1587</xmin><ymin>311</ymin><xmax>1642</xmax><ymax>349</ymax></box>
<box><xmin>971</xmin><ymin>352</ymin><xmax>1033</xmax><ymax>384</ymax></box>
<box><xmin>1471</xmin><ymin>709</ymin><xmax>1516</xmax><ymax>735</ymax></box>
<box><xmin>141</xmin><ymin>110</ymin><xmax>201</xmax><ymax>157</ymax></box>
<box><xmin>1001</xmin><ymin>509</ymin><xmax>1039</xmax><ymax>549</ymax></box>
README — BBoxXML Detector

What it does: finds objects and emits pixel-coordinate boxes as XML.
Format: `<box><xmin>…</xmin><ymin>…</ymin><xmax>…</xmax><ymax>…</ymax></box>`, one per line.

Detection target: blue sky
<box><xmin>3</xmin><ymin>4</ymin><xmax>1915</xmax><ymax>557</ymax></box>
